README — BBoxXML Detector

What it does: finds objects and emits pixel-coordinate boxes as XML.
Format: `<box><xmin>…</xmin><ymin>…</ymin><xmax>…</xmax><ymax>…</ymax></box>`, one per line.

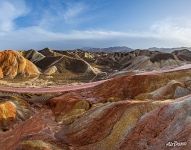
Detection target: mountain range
<box><xmin>80</xmin><ymin>46</ymin><xmax>191</xmax><ymax>52</ymax></box>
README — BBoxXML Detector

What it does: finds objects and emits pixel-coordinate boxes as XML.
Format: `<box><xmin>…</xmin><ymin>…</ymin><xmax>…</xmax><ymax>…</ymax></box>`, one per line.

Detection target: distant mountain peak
<box><xmin>81</xmin><ymin>46</ymin><xmax>133</xmax><ymax>52</ymax></box>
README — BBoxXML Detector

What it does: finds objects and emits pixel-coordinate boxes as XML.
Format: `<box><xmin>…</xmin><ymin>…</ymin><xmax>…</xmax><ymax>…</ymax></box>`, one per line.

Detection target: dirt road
<box><xmin>0</xmin><ymin>64</ymin><xmax>191</xmax><ymax>94</ymax></box>
<box><xmin>0</xmin><ymin>80</ymin><xmax>107</xmax><ymax>93</ymax></box>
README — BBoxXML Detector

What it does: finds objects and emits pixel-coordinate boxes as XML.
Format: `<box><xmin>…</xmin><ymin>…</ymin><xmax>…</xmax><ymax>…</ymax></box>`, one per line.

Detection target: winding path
<box><xmin>0</xmin><ymin>64</ymin><xmax>191</xmax><ymax>94</ymax></box>
<box><xmin>0</xmin><ymin>80</ymin><xmax>108</xmax><ymax>93</ymax></box>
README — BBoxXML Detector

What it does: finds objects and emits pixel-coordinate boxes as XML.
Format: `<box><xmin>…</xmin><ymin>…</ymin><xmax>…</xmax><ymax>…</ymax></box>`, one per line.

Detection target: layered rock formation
<box><xmin>118</xmin><ymin>97</ymin><xmax>191</xmax><ymax>150</ymax></box>
<box><xmin>54</xmin><ymin>97</ymin><xmax>190</xmax><ymax>150</ymax></box>
<box><xmin>0</xmin><ymin>96</ymin><xmax>32</xmax><ymax>131</ymax></box>
<box><xmin>51</xmin><ymin>71</ymin><xmax>191</xmax><ymax>150</ymax></box>
<box><xmin>17</xmin><ymin>140</ymin><xmax>62</xmax><ymax>150</ymax></box>
<box><xmin>172</xmin><ymin>49</ymin><xmax>191</xmax><ymax>61</ymax></box>
<box><xmin>7</xmin><ymin>48</ymin><xmax>191</xmax><ymax>84</ymax></box>
<box><xmin>35</xmin><ymin>54</ymin><xmax>97</xmax><ymax>80</ymax></box>
<box><xmin>0</xmin><ymin>49</ymin><xmax>191</xmax><ymax>150</ymax></box>
<box><xmin>43</xmin><ymin>65</ymin><xmax>58</xmax><ymax>76</ymax></box>
<box><xmin>0</xmin><ymin>50</ymin><xmax>40</xmax><ymax>79</ymax></box>
<box><xmin>55</xmin><ymin>100</ymin><xmax>166</xmax><ymax>149</ymax></box>
<box><xmin>0</xmin><ymin>101</ymin><xmax>16</xmax><ymax>131</ymax></box>
<box><xmin>21</xmin><ymin>49</ymin><xmax>45</xmax><ymax>64</ymax></box>
<box><xmin>114</xmin><ymin>52</ymin><xmax>181</xmax><ymax>71</ymax></box>
<box><xmin>38</xmin><ymin>48</ymin><xmax>63</xmax><ymax>57</ymax></box>
<box><xmin>1</xmin><ymin>94</ymin><xmax>190</xmax><ymax>150</ymax></box>
<box><xmin>0</xmin><ymin>109</ymin><xmax>63</xmax><ymax>150</ymax></box>
<box><xmin>49</xmin><ymin>92</ymin><xmax>90</xmax><ymax>124</ymax></box>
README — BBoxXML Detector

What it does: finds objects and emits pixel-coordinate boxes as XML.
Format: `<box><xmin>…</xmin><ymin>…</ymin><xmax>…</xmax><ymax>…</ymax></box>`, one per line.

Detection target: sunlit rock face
<box><xmin>43</xmin><ymin>65</ymin><xmax>57</xmax><ymax>76</ymax></box>
<box><xmin>48</xmin><ymin>92</ymin><xmax>90</xmax><ymax>124</ymax></box>
<box><xmin>0</xmin><ymin>68</ymin><xmax>3</xmax><ymax>79</ymax></box>
<box><xmin>0</xmin><ymin>96</ymin><xmax>32</xmax><ymax>131</ymax></box>
<box><xmin>16</xmin><ymin>140</ymin><xmax>62</xmax><ymax>150</ymax></box>
<box><xmin>21</xmin><ymin>49</ymin><xmax>45</xmax><ymax>64</ymax></box>
<box><xmin>119</xmin><ymin>96</ymin><xmax>191</xmax><ymax>150</ymax></box>
<box><xmin>55</xmin><ymin>100</ymin><xmax>165</xmax><ymax>149</ymax></box>
<box><xmin>135</xmin><ymin>80</ymin><xmax>188</xmax><ymax>100</ymax></box>
<box><xmin>0</xmin><ymin>50</ymin><xmax>40</xmax><ymax>79</ymax></box>
<box><xmin>0</xmin><ymin>101</ymin><xmax>16</xmax><ymax>131</ymax></box>
<box><xmin>54</xmin><ymin>96</ymin><xmax>191</xmax><ymax>150</ymax></box>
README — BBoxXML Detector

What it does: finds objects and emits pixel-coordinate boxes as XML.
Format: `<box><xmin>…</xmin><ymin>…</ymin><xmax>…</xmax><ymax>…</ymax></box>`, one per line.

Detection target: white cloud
<box><xmin>63</xmin><ymin>3</ymin><xmax>87</xmax><ymax>23</ymax></box>
<box><xmin>0</xmin><ymin>0</ymin><xmax>28</xmax><ymax>32</ymax></box>
<box><xmin>39</xmin><ymin>2</ymin><xmax>87</xmax><ymax>29</ymax></box>
<box><xmin>150</xmin><ymin>19</ymin><xmax>191</xmax><ymax>46</ymax></box>
<box><xmin>1</xmin><ymin>3</ymin><xmax>191</xmax><ymax>51</ymax></box>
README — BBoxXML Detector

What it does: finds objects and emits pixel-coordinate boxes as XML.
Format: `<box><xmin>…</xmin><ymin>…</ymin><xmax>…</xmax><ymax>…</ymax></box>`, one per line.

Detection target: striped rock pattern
<box><xmin>0</xmin><ymin>50</ymin><xmax>40</xmax><ymax>79</ymax></box>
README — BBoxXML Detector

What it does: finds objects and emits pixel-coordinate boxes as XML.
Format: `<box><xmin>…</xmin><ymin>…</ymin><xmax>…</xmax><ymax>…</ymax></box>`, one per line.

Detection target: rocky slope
<box><xmin>172</xmin><ymin>49</ymin><xmax>191</xmax><ymax>61</ymax></box>
<box><xmin>0</xmin><ymin>64</ymin><xmax>190</xmax><ymax>149</ymax></box>
<box><xmin>21</xmin><ymin>49</ymin><xmax>45</xmax><ymax>63</ymax></box>
<box><xmin>3</xmin><ymin>48</ymin><xmax>190</xmax><ymax>84</ymax></box>
<box><xmin>23</xmin><ymin>48</ymin><xmax>99</xmax><ymax>81</ymax></box>
<box><xmin>0</xmin><ymin>50</ymin><xmax>40</xmax><ymax>79</ymax></box>
<box><xmin>0</xmin><ymin>49</ymin><xmax>191</xmax><ymax>149</ymax></box>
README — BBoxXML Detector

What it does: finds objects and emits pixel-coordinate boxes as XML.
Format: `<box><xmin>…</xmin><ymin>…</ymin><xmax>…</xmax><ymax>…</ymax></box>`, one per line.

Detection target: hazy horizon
<box><xmin>1</xmin><ymin>45</ymin><xmax>191</xmax><ymax>51</ymax></box>
<box><xmin>1</xmin><ymin>0</ymin><xmax>191</xmax><ymax>50</ymax></box>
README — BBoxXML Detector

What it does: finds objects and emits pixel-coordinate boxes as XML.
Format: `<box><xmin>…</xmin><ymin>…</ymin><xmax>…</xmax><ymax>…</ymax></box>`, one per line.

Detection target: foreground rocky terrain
<box><xmin>0</xmin><ymin>49</ymin><xmax>191</xmax><ymax>149</ymax></box>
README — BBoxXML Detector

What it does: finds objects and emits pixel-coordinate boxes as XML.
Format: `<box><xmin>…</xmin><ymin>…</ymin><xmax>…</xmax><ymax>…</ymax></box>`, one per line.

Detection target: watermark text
<box><xmin>166</xmin><ymin>141</ymin><xmax>187</xmax><ymax>147</ymax></box>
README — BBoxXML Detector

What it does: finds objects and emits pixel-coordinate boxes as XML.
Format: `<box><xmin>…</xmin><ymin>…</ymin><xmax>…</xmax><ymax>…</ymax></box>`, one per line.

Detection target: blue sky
<box><xmin>1</xmin><ymin>0</ymin><xmax>191</xmax><ymax>50</ymax></box>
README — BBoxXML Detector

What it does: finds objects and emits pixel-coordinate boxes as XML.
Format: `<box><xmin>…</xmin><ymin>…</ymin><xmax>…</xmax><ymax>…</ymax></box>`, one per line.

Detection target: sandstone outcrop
<box><xmin>43</xmin><ymin>65</ymin><xmax>58</xmax><ymax>76</ymax></box>
<box><xmin>135</xmin><ymin>80</ymin><xmax>189</xmax><ymax>100</ymax></box>
<box><xmin>0</xmin><ymin>50</ymin><xmax>40</xmax><ymax>79</ymax></box>
<box><xmin>17</xmin><ymin>140</ymin><xmax>62</xmax><ymax>150</ymax></box>
<box><xmin>0</xmin><ymin>96</ymin><xmax>32</xmax><ymax>131</ymax></box>
<box><xmin>53</xmin><ymin>94</ymin><xmax>191</xmax><ymax>150</ymax></box>
<box><xmin>48</xmin><ymin>92</ymin><xmax>90</xmax><ymax>124</ymax></box>
<box><xmin>119</xmin><ymin>96</ymin><xmax>191</xmax><ymax>150</ymax></box>
<box><xmin>172</xmin><ymin>49</ymin><xmax>191</xmax><ymax>61</ymax></box>
<box><xmin>55</xmin><ymin>100</ymin><xmax>167</xmax><ymax>149</ymax></box>
<box><xmin>21</xmin><ymin>49</ymin><xmax>45</xmax><ymax>64</ymax></box>
<box><xmin>36</xmin><ymin>55</ymin><xmax>97</xmax><ymax>80</ymax></box>
<box><xmin>0</xmin><ymin>101</ymin><xmax>16</xmax><ymax>131</ymax></box>
<box><xmin>38</xmin><ymin>48</ymin><xmax>63</xmax><ymax>57</ymax></box>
